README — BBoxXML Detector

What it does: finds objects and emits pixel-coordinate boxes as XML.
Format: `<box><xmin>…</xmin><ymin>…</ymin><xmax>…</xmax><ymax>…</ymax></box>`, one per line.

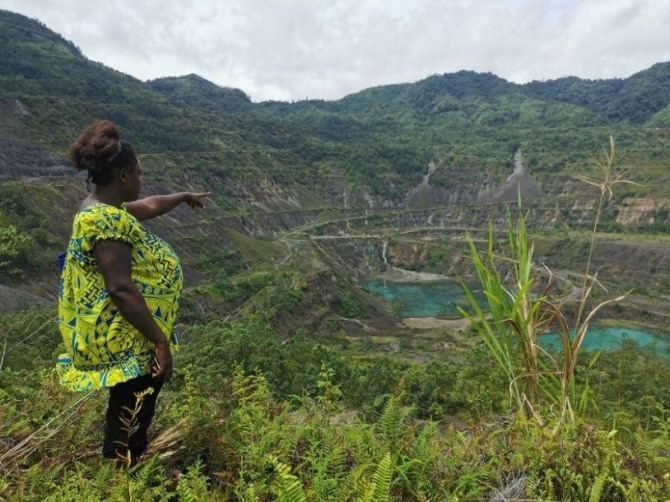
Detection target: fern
<box><xmin>589</xmin><ymin>472</ymin><xmax>608</xmax><ymax>502</ymax></box>
<box><xmin>357</xmin><ymin>452</ymin><xmax>393</xmax><ymax>502</ymax></box>
<box><xmin>268</xmin><ymin>455</ymin><xmax>307</xmax><ymax>502</ymax></box>
<box><xmin>303</xmin><ymin>434</ymin><xmax>347</xmax><ymax>501</ymax></box>
<box><xmin>337</xmin><ymin>462</ymin><xmax>375</xmax><ymax>502</ymax></box>
<box><xmin>176</xmin><ymin>460</ymin><xmax>212</xmax><ymax>502</ymax></box>
<box><xmin>399</xmin><ymin>422</ymin><xmax>438</xmax><ymax>497</ymax></box>
<box><xmin>93</xmin><ymin>462</ymin><xmax>115</xmax><ymax>491</ymax></box>
<box><xmin>235</xmin><ymin>482</ymin><xmax>259</xmax><ymax>502</ymax></box>
<box><xmin>379</xmin><ymin>396</ymin><xmax>412</xmax><ymax>455</ymax></box>
<box><xmin>176</xmin><ymin>481</ymin><xmax>197</xmax><ymax>502</ymax></box>
<box><xmin>379</xmin><ymin>397</ymin><xmax>401</xmax><ymax>452</ymax></box>
<box><xmin>395</xmin><ymin>455</ymin><xmax>425</xmax><ymax>500</ymax></box>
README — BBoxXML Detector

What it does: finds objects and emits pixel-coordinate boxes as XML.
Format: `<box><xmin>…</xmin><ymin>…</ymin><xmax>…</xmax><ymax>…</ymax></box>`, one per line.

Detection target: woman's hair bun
<box><xmin>69</xmin><ymin>120</ymin><xmax>121</xmax><ymax>171</ymax></box>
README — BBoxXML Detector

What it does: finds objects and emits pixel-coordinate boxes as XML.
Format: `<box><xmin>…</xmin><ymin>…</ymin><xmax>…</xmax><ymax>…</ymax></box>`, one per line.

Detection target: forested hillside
<box><xmin>3</xmin><ymin>9</ymin><xmax>670</xmax><ymax>500</ymax></box>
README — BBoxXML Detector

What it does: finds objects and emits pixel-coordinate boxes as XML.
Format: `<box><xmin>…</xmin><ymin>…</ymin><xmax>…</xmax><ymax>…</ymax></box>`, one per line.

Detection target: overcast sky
<box><xmin>2</xmin><ymin>0</ymin><xmax>669</xmax><ymax>102</ymax></box>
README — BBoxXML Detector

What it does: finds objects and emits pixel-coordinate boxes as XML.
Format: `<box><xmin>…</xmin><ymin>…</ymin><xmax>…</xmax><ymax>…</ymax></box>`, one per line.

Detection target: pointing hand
<box><xmin>184</xmin><ymin>191</ymin><xmax>211</xmax><ymax>209</ymax></box>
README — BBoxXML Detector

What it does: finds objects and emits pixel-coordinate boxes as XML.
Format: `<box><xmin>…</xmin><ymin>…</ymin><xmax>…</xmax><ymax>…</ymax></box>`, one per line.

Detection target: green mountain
<box><xmin>148</xmin><ymin>74</ymin><xmax>252</xmax><ymax>113</ymax></box>
<box><xmin>523</xmin><ymin>62</ymin><xmax>670</xmax><ymax>124</ymax></box>
<box><xmin>3</xmin><ymin>8</ymin><xmax>669</xmax><ymax>198</ymax></box>
<box><xmin>1</xmin><ymin>7</ymin><xmax>670</xmax><ymax>313</ymax></box>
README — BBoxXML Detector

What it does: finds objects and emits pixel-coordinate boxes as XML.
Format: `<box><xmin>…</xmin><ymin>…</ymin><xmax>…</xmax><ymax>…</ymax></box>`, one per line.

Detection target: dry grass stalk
<box><xmin>461</xmin><ymin>136</ymin><xmax>636</xmax><ymax>429</ymax></box>
<box><xmin>0</xmin><ymin>391</ymin><xmax>95</xmax><ymax>468</ymax></box>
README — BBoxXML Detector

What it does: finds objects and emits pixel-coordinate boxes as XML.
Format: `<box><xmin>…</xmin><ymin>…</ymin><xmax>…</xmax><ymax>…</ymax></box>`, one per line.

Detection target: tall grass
<box><xmin>460</xmin><ymin>136</ymin><xmax>634</xmax><ymax>428</ymax></box>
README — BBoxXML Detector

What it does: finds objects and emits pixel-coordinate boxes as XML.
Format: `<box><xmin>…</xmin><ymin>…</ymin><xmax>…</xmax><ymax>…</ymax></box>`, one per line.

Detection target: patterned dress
<box><xmin>57</xmin><ymin>203</ymin><xmax>182</xmax><ymax>392</ymax></box>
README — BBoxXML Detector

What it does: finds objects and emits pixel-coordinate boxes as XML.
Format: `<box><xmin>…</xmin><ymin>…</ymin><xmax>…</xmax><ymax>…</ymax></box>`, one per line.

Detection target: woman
<box><xmin>57</xmin><ymin>119</ymin><xmax>209</xmax><ymax>464</ymax></box>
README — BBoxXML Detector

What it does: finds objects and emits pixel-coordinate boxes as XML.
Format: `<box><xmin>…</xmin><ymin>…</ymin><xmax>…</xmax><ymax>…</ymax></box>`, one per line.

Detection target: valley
<box><xmin>3</xmin><ymin>9</ymin><xmax>670</xmax><ymax>499</ymax></box>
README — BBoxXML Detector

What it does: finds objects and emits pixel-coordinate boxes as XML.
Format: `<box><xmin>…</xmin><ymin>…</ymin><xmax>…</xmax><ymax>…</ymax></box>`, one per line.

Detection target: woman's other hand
<box><xmin>152</xmin><ymin>343</ymin><xmax>173</xmax><ymax>381</ymax></box>
<box><xmin>184</xmin><ymin>191</ymin><xmax>211</xmax><ymax>209</ymax></box>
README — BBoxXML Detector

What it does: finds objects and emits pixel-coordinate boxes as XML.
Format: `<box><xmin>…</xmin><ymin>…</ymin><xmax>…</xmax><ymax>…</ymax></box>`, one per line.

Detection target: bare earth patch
<box><xmin>402</xmin><ymin>316</ymin><xmax>470</xmax><ymax>331</ymax></box>
<box><xmin>375</xmin><ymin>267</ymin><xmax>449</xmax><ymax>282</ymax></box>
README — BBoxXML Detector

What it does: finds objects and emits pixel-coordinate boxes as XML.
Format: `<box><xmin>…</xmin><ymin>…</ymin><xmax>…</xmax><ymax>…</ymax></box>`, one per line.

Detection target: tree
<box><xmin>0</xmin><ymin>225</ymin><xmax>35</xmax><ymax>276</ymax></box>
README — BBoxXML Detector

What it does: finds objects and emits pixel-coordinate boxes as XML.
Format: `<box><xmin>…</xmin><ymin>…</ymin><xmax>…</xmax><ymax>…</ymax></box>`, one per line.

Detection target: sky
<box><xmin>1</xmin><ymin>0</ymin><xmax>670</xmax><ymax>103</ymax></box>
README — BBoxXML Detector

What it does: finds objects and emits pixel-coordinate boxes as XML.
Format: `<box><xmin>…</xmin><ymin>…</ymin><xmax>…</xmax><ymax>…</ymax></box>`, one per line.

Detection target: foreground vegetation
<box><xmin>2</xmin><ymin>305</ymin><xmax>670</xmax><ymax>500</ymax></box>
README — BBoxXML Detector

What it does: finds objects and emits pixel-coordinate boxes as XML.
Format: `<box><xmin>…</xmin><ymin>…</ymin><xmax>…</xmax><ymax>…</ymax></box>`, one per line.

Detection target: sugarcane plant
<box><xmin>459</xmin><ymin>136</ymin><xmax>635</xmax><ymax>429</ymax></box>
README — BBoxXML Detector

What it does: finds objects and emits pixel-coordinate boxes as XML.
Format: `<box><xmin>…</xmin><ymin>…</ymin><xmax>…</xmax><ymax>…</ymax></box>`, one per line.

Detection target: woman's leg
<box><xmin>102</xmin><ymin>374</ymin><xmax>164</xmax><ymax>463</ymax></box>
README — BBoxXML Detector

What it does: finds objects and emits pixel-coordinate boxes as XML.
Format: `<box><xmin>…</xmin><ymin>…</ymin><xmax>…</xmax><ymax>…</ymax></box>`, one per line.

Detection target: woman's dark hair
<box><xmin>69</xmin><ymin>120</ymin><xmax>138</xmax><ymax>186</ymax></box>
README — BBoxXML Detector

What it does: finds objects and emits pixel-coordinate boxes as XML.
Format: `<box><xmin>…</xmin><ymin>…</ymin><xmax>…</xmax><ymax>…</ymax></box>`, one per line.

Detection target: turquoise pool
<box><xmin>363</xmin><ymin>278</ymin><xmax>669</xmax><ymax>352</ymax></box>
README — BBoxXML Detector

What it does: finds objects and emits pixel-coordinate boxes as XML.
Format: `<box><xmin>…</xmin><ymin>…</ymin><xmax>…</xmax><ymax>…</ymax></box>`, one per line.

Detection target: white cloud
<box><xmin>1</xmin><ymin>0</ymin><xmax>669</xmax><ymax>101</ymax></box>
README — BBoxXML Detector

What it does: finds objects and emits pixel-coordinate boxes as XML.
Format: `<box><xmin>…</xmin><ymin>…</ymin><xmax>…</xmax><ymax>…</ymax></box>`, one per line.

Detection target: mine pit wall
<box><xmin>4</xmin><ymin>154</ymin><xmax>669</xmax><ymax>239</ymax></box>
<box><xmin>8</xmin><ymin>175</ymin><xmax>670</xmax><ymax>289</ymax></box>
<box><xmin>368</xmin><ymin>235</ymin><xmax>670</xmax><ymax>297</ymax></box>
<box><xmin>4</xmin><ymin>167</ymin><xmax>669</xmax><ymax>288</ymax></box>
<box><xmin>295</xmin><ymin>199</ymin><xmax>669</xmax><ymax>237</ymax></box>
<box><xmin>5</xmin><ymin>171</ymin><xmax>669</xmax><ymax>258</ymax></box>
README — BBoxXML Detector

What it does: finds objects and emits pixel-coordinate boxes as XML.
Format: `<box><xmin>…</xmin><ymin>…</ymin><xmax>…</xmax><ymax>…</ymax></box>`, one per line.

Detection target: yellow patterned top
<box><xmin>57</xmin><ymin>203</ymin><xmax>182</xmax><ymax>392</ymax></box>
